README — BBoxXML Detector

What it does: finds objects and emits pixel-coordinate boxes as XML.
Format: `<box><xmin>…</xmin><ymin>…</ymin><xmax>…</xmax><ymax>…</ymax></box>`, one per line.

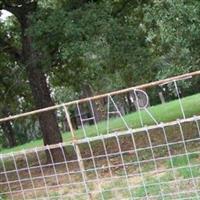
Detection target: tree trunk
<box><xmin>20</xmin><ymin>15</ymin><xmax>63</xmax><ymax>163</ymax></box>
<box><xmin>25</xmin><ymin>64</ymin><xmax>62</xmax><ymax>146</ymax></box>
<box><xmin>1</xmin><ymin>122</ymin><xmax>16</xmax><ymax>147</ymax></box>
<box><xmin>1</xmin><ymin>107</ymin><xmax>16</xmax><ymax>147</ymax></box>
<box><xmin>1</xmin><ymin>121</ymin><xmax>17</xmax><ymax>147</ymax></box>
<box><xmin>2</xmin><ymin>1</ymin><xmax>65</xmax><ymax>162</ymax></box>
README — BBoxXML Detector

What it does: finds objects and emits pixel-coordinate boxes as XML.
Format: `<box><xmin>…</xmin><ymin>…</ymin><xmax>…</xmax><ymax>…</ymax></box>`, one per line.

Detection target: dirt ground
<box><xmin>1</xmin><ymin>121</ymin><xmax>200</xmax><ymax>199</ymax></box>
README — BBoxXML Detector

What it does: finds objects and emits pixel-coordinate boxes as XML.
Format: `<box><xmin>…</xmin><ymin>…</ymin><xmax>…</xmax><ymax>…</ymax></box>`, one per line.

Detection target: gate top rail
<box><xmin>0</xmin><ymin>70</ymin><xmax>200</xmax><ymax>123</ymax></box>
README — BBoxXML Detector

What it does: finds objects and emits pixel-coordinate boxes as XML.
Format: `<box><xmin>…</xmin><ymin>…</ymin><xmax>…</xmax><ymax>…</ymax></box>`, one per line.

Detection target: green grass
<box><xmin>166</xmin><ymin>153</ymin><xmax>200</xmax><ymax>179</ymax></box>
<box><xmin>1</xmin><ymin>93</ymin><xmax>200</xmax><ymax>154</ymax></box>
<box><xmin>0</xmin><ymin>195</ymin><xmax>7</xmax><ymax>200</ymax></box>
<box><xmin>133</xmin><ymin>177</ymin><xmax>162</xmax><ymax>198</ymax></box>
<box><xmin>167</xmin><ymin>153</ymin><xmax>199</xmax><ymax>168</ymax></box>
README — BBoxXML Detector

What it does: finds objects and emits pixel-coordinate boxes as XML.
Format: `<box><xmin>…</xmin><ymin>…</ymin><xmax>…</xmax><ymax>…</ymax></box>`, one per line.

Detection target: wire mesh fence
<box><xmin>1</xmin><ymin>71</ymin><xmax>200</xmax><ymax>200</ymax></box>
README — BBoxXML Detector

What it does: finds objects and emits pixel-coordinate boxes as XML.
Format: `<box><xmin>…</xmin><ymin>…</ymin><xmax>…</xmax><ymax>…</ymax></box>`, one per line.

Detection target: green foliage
<box><xmin>1</xmin><ymin>0</ymin><xmax>200</xmax><ymax>148</ymax></box>
<box><xmin>145</xmin><ymin>0</ymin><xmax>200</xmax><ymax>78</ymax></box>
<box><xmin>29</xmin><ymin>0</ymin><xmax>200</xmax><ymax>92</ymax></box>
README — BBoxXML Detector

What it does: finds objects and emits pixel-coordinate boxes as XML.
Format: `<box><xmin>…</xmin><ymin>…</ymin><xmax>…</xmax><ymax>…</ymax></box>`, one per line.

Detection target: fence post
<box><xmin>63</xmin><ymin>105</ymin><xmax>93</xmax><ymax>200</ymax></box>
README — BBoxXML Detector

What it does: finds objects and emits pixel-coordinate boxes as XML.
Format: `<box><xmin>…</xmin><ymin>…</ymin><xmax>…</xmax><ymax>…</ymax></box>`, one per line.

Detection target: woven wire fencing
<box><xmin>1</xmin><ymin>71</ymin><xmax>200</xmax><ymax>200</ymax></box>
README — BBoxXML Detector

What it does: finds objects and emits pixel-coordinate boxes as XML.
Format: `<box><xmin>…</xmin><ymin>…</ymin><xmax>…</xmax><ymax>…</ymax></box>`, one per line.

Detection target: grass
<box><xmin>128</xmin><ymin>153</ymin><xmax>200</xmax><ymax>199</ymax></box>
<box><xmin>2</xmin><ymin>144</ymin><xmax>200</xmax><ymax>199</ymax></box>
<box><xmin>84</xmin><ymin>156</ymin><xmax>200</xmax><ymax>199</ymax></box>
<box><xmin>133</xmin><ymin>177</ymin><xmax>162</xmax><ymax>198</ymax></box>
<box><xmin>167</xmin><ymin>153</ymin><xmax>200</xmax><ymax>179</ymax></box>
<box><xmin>2</xmin><ymin>93</ymin><xmax>200</xmax><ymax>199</ymax></box>
<box><xmin>1</xmin><ymin>93</ymin><xmax>200</xmax><ymax>154</ymax></box>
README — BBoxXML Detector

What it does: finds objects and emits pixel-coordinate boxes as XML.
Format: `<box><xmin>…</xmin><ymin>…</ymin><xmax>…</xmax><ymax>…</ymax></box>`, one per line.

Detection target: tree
<box><xmin>142</xmin><ymin>0</ymin><xmax>200</xmax><ymax>77</ymax></box>
<box><xmin>0</xmin><ymin>0</ymin><xmax>63</xmax><ymax>162</ymax></box>
<box><xmin>28</xmin><ymin>0</ymin><xmax>158</xmax><ymax>121</ymax></box>
<box><xmin>1</xmin><ymin>0</ymin><xmax>200</xmax><ymax>152</ymax></box>
<box><xmin>0</xmin><ymin>20</ymin><xmax>20</xmax><ymax>147</ymax></box>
